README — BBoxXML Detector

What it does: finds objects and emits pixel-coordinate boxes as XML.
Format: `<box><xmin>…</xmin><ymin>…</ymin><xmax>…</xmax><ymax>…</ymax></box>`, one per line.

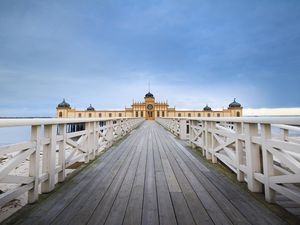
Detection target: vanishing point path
<box><xmin>3</xmin><ymin>121</ymin><xmax>296</xmax><ymax>225</ymax></box>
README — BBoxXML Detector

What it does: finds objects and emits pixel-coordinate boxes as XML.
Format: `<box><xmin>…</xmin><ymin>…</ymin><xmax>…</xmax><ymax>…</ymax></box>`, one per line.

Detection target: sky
<box><xmin>0</xmin><ymin>0</ymin><xmax>300</xmax><ymax>117</ymax></box>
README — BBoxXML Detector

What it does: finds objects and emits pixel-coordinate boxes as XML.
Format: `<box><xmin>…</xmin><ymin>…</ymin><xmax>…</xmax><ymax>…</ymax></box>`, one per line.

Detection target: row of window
<box><xmin>135</xmin><ymin>111</ymin><xmax>166</xmax><ymax>117</ymax></box>
<box><xmin>178</xmin><ymin>113</ymin><xmax>218</xmax><ymax>117</ymax></box>
<box><xmin>59</xmin><ymin>112</ymin><xmax>123</xmax><ymax>118</ymax></box>
<box><xmin>177</xmin><ymin>112</ymin><xmax>240</xmax><ymax>117</ymax></box>
<box><xmin>59</xmin><ymin>111</ymin><xmax>240</xmax><ymax>118</ymax></box>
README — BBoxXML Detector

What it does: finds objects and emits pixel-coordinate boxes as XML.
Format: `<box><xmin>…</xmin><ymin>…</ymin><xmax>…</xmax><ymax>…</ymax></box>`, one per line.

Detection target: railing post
<box><xmin>91</xmin><ymin>122</ymin><xmax>97</xmax><ymax>160</ymax></box>
<box><xmin>244</xmin><ymin>123</ymin><xmax>262</xmax><ymax>192</ymax></box>
<box><xmin>204</xmin><ymin>121</ymin><xmax>212</xmax><ymax>160</ymax></box>
<box><xmin>42</xmin><ymin>124</ymin><xmax>57</xmax><ymax>193</ymax></box>
<box><xmin>84</xmin><ymin>122</ymin><xmax>91</xmax><ymax>163</ymax></box>
<box><xmin>106</xmin><ymin>120</ymin><xmax>114</xmax><ymax>147</ymax></box>
<box><xmin>280</xmin><ymin>128</ymin><xmax>288</xmax><ymax>141</ymax></box>
<box><xmin>235</xmin><ymin>122</ymin><xmax>244</xmax><ymax>182</ymax></box>
<box><xmin>261</xmin><ymin>123</ymin><xmax>275</xmax><ymax>202</ymax></box>
<box><xmin>189</xmin><ymin>120</ymin><xmax>196</xmax><ymax>149</ymax></box>
<box><xmin>211</xmin><ymin>121</ymin><xmax>217</xmax><ymax>163</ymax></box>
<box><xmin>58</xmin><ymin>124</ymin><xmax>66</xmax><ymax>183</ymax></box>
<box><xmin>28</xmin><ymin>125</ymin><xmax>41</xmax><ymax>203</ymax></box>
<box><xmin>179</xmin><ymin>119</ymin><xmax>187</xmax><ymax>140</ymax></box>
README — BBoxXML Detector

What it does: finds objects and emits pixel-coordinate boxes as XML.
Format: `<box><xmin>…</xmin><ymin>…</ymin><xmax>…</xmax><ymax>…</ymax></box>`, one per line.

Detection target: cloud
<box><xmin>0</xmin><ymin>0</ymin><xmax>300</xmax><ymax>117</ymax></box>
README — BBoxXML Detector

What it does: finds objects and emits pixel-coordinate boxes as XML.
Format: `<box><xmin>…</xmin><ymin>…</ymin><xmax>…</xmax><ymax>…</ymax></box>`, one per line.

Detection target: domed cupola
<box><xmin>145</xmin><ymin>92</ymin><xmax>154</xmax><ymax>98</ymax></box>
<box><xmin>87</xmin><ymin>104</ymin><xmax>95</xmax><ymax>111</ymax></box>
<box><xmin>57</xmin><ymin>99</ymin><xmax>71</xmax><ymax>108</ymax></box>
<box><xmin>203</xmin><ymin>104</ymin><xmax>212</xmax><ymax>111</ymax></box>
<box><xmin>229</xmin><ymin>98</ymin><xmax>242</xmax><ymax>108</ymax></box>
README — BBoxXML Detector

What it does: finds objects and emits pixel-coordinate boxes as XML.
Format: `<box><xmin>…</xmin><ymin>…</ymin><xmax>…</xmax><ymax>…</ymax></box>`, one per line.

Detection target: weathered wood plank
<box><xmin>58</xmin><ymin>129</ymin><xmax>143</xmax><ymax>225</ymax></box>
<box><xmin>123</xmin><ymin>131</ymin><xmax>148</xmax><ymax>225</ymax></box>
<box><xmin>155</xmin><ymin>129</ymin><xmax>215</xmax><ymax>225</ymax></box>
<box><xmin>152</xmin><ymin>130</ymin><xmax>178</xmax><ymax>225</ymax></box>
<box><xmin>103</xmin><ymin>133</ymin><xmax>146</xmax><ymax>225</ymax></box>
<box><xmin>158</xmin><ymin>126</ymin><xmax>250</xmax><ymax>225</ymax></box>
<box><xmin>84</xmin><ymin>129</ymin><xmax>146</xmax><ymax>225</ymax></box>
<box><xmin>142</xmin><ymin>129</ymin><xmax>159</xmax><ymax>225</ymax></box>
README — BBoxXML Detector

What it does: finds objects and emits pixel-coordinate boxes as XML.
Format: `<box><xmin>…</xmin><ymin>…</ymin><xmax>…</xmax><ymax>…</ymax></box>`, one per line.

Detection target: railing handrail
<box><xmin>164</xmin><ymin>116</ymin><xmax>300</xmax><ymax>125</ymax></box>
<box><xmin>0</xmin><ymin>117</ymin><xmax>140</xmax><ymax>127</ymax></box>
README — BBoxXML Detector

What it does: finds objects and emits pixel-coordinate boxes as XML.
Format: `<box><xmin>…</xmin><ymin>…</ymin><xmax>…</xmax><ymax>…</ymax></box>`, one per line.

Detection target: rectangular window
<box><xmin>162</xmin><ymin>111</ymin><xmax>165</xmax><ymax>117</ymax></box>
<box><xmin>157</xmin><ymin>111</ymin><xmax>160</xmax><ymax>117</ymax></box>
<box><xmin>141</xmin><ymin>111</ymin><xmax>143</xmax><ymax>117</ymax></box>
<box><xmin>136</xmin><ymin>111</ymin><xmax>138</xmax><ymax>117</ymax></box>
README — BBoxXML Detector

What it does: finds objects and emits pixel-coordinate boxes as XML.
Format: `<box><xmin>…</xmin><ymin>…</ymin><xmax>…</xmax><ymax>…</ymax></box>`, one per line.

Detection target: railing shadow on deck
<box><xmin>156</xmin><ymin>116</ymin><xmax>300</xmax><ymax>205</ymax></box>
<box><xmin>0</xmin><ymin>117</ymin><xmax>144</xmax><ymax>217</ymax></box>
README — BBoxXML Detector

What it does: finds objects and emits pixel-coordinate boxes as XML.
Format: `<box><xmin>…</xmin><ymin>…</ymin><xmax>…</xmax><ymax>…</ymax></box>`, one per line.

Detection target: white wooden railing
<box><xmin>0</xmin><ymin>117</ymin><xmax>143</xmax><ymax>208</ymax></box>
<box><xmin>157</xmin><ymin>117</ymin><xmax>300</xmax><ymax>204</ymax></box>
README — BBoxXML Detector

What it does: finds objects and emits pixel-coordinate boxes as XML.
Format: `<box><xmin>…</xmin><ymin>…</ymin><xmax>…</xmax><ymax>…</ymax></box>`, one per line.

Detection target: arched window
<box><xmin>178</xmin><ymin>113</ymin><xmax>181</xmax><ymax>117</ymax></box>
<box><xmin>78</xmin><ymin>113</ymin><xmax>81</xmax><ymax>118</ymax></box>
<box><xmin>237</xmin><ymin>111</ymin><xmax>241</xmax><ymax>117</ymax></box>
<box><xmin>59</xmin><ymin>112</ymin><xmax>62</xmax><ymax>117</ymax></box>
<box><xmin>89</xmin><ymin>113</ymin><xmax>92</xmax><ymax>118</ymax></box>
<box><xmin>208</xmin><ymin>113</ymin><xmax>211</xmax><ymax>117</ymax></box>
<box><xmin>188</xmin><ymin>113</ymin><xmax>191</xmax><ymax>117</ymax></box>
<box><xmin>99</xmin><ymin>113</ymin><xmax>102</xmax><ymax>117</ymax></box>
<box><xmin>109</xmin><ymin>113</ymin><xmax>112</xmax><ymax>117</ymax></box>
<box><xmin>197</xmin><ymin>113</ymin><xmax>201</xmax><ymax>117</ymax></box>
<box><xmin>119</xmin><ymin>113</ymin><xmax>122</xmax><ymax>117</ymax></box>
<box><xmin>217</xmin><ymin>113</ymin><xmax>220</xmax><ymax>117</ymax></box>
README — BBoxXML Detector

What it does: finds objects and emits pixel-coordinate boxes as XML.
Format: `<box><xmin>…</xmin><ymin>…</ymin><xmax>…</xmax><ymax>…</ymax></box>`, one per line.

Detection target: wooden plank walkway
<box><xmin>3</xmin><ymin>121</ymin><xmax>299</xmax><ymax>225</ymax></box>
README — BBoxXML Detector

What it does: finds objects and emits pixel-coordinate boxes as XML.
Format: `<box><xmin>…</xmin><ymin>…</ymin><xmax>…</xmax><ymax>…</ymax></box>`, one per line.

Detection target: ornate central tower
<box><xmin>144</xmin><ymin>92</ymin><xmax>155</xmax><ymax>120</ymax></box>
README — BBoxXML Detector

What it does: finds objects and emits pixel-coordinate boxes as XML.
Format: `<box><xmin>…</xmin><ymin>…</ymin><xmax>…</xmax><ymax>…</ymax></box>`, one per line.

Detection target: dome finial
<box><xmin>57</xmin><ymin>98</ymin><xmax>70</xmax><ymax>108</ymax></box>
<box><xmin>229</xmin><ymin>98</ymin><xmax>242</xmax><ymax>108</ymax></box>
<box><xmin>87</xmin><ymin>104</ymin><xmax>95</xmax><ymax>111</ymax></box>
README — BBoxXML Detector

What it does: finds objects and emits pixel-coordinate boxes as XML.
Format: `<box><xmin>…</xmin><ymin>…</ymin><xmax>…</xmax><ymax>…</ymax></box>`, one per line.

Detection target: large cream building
<box><xmin>56</xmin><ymin>92</ymin><xmax>243</xmax><ymax>119</ymax></box>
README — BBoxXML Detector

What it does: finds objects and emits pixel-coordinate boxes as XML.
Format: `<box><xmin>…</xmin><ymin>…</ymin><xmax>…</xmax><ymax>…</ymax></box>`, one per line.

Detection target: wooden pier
<box><xmin>3</xmin><ymin>121</ymin><xmax>298</xmax><ymax>225</ymax></box>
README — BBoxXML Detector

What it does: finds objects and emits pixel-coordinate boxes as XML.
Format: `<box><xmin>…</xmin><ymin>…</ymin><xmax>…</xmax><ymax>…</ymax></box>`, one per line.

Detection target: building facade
<box><xmin>56</xmin><ymin>92</ymin><xmax>243</xmax><ymax>119</ymax></box>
